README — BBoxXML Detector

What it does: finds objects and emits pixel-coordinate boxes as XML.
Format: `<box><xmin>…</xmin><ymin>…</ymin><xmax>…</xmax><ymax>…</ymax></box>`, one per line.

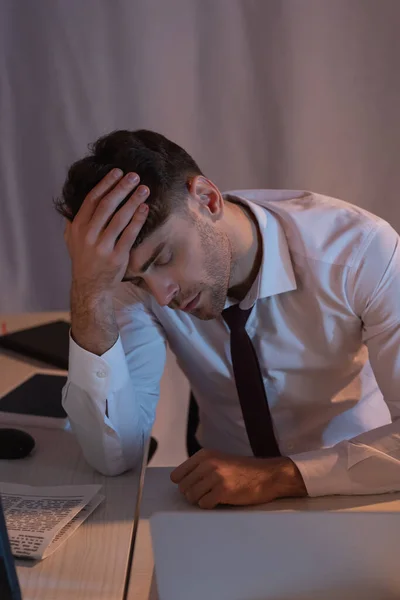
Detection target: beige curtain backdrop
<box><xmin>1</xmin><ymin>0</ymin><xmax>400</xmax><ymax>312</ymax></box>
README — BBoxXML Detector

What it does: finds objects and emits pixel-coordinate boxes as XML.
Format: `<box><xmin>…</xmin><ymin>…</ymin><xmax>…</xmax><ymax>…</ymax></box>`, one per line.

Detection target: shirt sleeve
<box><xmin>290</xmin><ymin>219</ymin><xmax>400</xmax><ymax>496</ymax></box>
<box><xmin>62</xmin><ymin>287</ymin><xmax>167</xmax><ymax>476</ymax></box>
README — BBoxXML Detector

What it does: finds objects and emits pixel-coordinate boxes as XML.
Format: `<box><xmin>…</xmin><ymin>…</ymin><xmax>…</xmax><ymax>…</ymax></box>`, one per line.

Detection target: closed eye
<box><xmin>155</xmin><ymin>252</ymin><xmax>173</xmax><ymax>267</ymax></box>
<box><xmin>122</xmin><ymin>249</ymin><xmax>173</xmax><ymax>285</ymax></box>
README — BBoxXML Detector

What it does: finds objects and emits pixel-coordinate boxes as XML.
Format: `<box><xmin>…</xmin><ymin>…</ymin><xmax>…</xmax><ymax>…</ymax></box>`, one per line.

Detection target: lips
<box><xmin>181</xmin><ymin>293</ymin><xmax>200</xmax><ymax>312</ymax></box>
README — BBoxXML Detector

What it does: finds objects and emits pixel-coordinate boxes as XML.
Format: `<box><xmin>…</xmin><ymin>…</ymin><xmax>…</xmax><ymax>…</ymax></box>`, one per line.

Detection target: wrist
<box><xmin>71</xmin><ymin>280</ymin><xmax>114</xmax><ymax>309</ymax></box>
<box><xmin>70</xmin><ymin>282</ymin><xmax>118</xmax><ymax>355</ymax></box>
<box><xmin>267</xmin><ymin>457</ymin><xmax>307</xmax><ymax>500</ymax></box>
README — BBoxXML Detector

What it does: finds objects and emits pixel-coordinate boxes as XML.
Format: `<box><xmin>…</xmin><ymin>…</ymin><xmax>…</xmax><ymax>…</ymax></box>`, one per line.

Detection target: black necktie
<box><xmin>223</xmin><ymin>304</ymin><xmax>281</xmax><ymax>458</ymax></box>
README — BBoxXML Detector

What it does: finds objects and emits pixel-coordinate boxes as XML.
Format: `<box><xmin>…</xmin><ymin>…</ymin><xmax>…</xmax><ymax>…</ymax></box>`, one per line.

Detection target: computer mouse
<box><xmin>0</xmin><ymin>428</ymin><xmax>35</xmax><ymax>459</ymax></box>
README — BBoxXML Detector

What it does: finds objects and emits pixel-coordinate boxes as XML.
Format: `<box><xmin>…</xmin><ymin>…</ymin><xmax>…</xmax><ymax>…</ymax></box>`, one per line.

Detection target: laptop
<box><xmin>151</xmin><ymin>511</ymin><xmax>400</xmax><ymax>600</ymax></box>
<box><xmin>0</xmin><ymin>498</ymin><xmax>22</xmax><ymax>600</ymax></box>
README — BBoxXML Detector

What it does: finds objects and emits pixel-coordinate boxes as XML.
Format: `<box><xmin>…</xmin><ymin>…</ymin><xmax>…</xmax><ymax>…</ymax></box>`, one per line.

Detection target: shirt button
<box><xmin>96</xmin><ymin>370</ymin><xmax>107</xmax><ymax>378</ymax></box>
<box><xmin>287</xmin><ymin>443</ymin><xmax>294</xmax><ymax>451</ymax></box>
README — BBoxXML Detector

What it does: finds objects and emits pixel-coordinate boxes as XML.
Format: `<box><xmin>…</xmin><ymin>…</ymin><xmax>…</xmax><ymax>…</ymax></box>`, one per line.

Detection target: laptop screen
<box><xmin>0</xmin><ymin>497</ymin><xmax>22</xmax><ymax>600</ymax></box>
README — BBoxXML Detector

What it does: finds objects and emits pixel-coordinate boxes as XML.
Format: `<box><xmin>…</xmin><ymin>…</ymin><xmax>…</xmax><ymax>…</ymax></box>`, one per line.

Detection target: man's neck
<box><xmin>224</xmin><ymin>196</ymin><xmax>263</xmax><ymax>302</ymax></box>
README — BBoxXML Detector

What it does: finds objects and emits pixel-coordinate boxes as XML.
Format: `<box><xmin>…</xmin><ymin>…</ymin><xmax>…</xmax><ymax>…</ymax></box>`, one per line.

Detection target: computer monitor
<box><xmin>0</xmin><ymin>497</ymin><xmax>22</xmax><ymax>600</ymax></box>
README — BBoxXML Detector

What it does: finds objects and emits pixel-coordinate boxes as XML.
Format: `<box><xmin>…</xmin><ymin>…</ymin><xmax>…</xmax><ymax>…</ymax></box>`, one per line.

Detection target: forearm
<box><xmin>291</xmin><ymin>421</ymin><xmax>400</xmax><ymax>497</ymax></box>
<box><xmin>63</xmin><ymin>378</ymin><xmax>147</xmax><ymax>476</ymax></box>
<box><xmin>65</xmin><ymin>302</ymin><xmax>166</xmax><ymax>475</ymax></box>
<box><xmin>70</xmin><ymin>281</ymin><xmax>118</xmax><ymax>355</ymax></box>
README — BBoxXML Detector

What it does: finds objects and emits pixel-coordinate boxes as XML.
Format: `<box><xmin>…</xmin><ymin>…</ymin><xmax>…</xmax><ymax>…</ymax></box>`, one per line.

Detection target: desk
<box><xmin>0</xmin><ymin>312</ymin><xmax>143</xmax><ymax>600</ymax></box>
<box><xmin>130</xmin><ymin>466</ymin><xmax>400</xmax><ymax>600</ymax></box>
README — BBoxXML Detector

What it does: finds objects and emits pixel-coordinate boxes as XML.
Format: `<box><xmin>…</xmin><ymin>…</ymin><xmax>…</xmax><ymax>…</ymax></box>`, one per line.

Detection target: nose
<box><xmin>146</xmin><ymin>277</ymin><xmax>179</xmax><ymax>307</ymax></box>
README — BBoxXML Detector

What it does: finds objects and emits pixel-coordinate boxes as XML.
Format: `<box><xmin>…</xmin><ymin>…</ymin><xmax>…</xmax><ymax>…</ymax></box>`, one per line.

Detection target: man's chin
<box><xmin>189</xmin><ymin>289</ymin><xmax>227</xmax><ymax>320</ymax></box>
<box><xmin>194</xmin><ymin>311</ymin><xmax>216</xmax><ymax>321</ymax></box>
<box><xmin>192</xmin><ymin>303</ymin><xmax>224</xmax><ymax>321</ymax></box>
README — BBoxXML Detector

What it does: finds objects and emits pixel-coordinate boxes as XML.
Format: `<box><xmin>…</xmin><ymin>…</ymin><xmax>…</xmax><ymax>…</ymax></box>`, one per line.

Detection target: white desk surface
<box><xmin>0</xmin><ymin>312</ymin><xmax>143</xmax><ymax>600</ymax></box>
<box><xmin>130</xmin><ymin>467</ymin><xmax>400</xmax><ymax>600</ymax></box>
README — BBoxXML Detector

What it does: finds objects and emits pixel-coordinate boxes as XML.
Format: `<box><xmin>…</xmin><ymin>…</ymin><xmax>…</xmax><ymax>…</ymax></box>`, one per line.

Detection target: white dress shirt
<box><xmin>63</xmin><ymin>189</ymin><xmax>400</xmax><ymax>497</ymax></box>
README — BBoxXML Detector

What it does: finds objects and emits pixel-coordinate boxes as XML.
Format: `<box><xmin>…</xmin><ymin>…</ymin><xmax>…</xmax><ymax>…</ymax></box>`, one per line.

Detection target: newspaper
<box><xmin>0</xmin><ymin>482</ymin><xmax>104</xmax><ymax>560</ymax></box>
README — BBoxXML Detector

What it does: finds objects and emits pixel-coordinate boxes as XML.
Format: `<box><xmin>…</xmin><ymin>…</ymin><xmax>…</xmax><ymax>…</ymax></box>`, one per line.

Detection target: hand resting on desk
<box><xmin>170</xmin><ymin>449</ymin><xmax>307</xmax><ymax>509</ymax></box>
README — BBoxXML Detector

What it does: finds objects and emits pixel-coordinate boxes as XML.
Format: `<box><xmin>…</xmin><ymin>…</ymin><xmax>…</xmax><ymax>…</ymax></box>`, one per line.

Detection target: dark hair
<box><xmin>54</xmin><ymin>129</ymin><xmax>203</xmax><ymax>247</ymax></box>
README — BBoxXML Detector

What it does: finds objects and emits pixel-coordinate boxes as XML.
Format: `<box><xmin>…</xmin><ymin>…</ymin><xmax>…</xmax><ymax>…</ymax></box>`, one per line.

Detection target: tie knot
<box><xmin>222</xmin><ymin>304</ymin><xmax>253</xmax><ymax>331</ymax></box>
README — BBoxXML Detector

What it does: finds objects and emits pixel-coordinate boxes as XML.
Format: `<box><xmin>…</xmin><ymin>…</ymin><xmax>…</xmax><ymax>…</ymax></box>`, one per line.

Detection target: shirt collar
<box><xmin>222</xmin><ymin>191</ymin><xmax>298</xmax><ymax>310</ymax></box>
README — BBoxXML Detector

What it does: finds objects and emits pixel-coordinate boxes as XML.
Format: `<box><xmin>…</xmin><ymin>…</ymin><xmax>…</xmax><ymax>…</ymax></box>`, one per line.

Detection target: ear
<box><xmin>187</xmin><ymin>175</ymin><xmax>223</xmax><ymax>220</ymax></box>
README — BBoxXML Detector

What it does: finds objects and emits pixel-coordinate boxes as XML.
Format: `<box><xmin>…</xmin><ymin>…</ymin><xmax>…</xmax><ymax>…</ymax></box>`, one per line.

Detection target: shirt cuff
<box><xmin>68</xmin><ymin>333</ymin><xmax>130</xmax><ymax>400</ymax></box>
<box><xmin>289</xmin><ymin>443</ymin><xmax>354</xmax><ymax>497</ymax></box>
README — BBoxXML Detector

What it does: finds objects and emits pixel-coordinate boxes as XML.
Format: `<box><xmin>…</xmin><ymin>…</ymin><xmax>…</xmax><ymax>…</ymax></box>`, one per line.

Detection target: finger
<box><xmin>198</xmin><ymin>486</ymin><xmax>223</xmax><ymax>510</ymax></box>
<box><xmin>170</xmin><ymin>450</ymin><xmax>206</xmax><ymax>484</ymax></box>
<box><xmin>74</xmin><ymin>168</ymin><xmax>124</xmax><ymax>226</ymax></box>
<box><xmin>114</xmin><ymin>201</ymin><xmax>149</xmax><ymax>255</ymax></box>
<box><xmin>185</xmin><ymin>471</ymin><xmax>220</xmax><ymax>505</ymax></box>
<box><xmin>88</xmin><ymin>173</ymin><xmax>141</xmax><ymax>238</ymax></box>
<box><xmin>178</xmin><ymin>461</ymin><xmax>214</xmax><ymax>494</ymax></box>
<box><xmin>101</xmin><ymin>185</ymin><xmax>149</xmax><ymax>248</ymax></box>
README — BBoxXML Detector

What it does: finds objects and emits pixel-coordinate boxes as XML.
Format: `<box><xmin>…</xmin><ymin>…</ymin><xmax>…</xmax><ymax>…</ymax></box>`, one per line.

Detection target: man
<box><xmin>57</xmin><ymin>129</ymin><xmax>400</xmax><ymax>509</ymax></box>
